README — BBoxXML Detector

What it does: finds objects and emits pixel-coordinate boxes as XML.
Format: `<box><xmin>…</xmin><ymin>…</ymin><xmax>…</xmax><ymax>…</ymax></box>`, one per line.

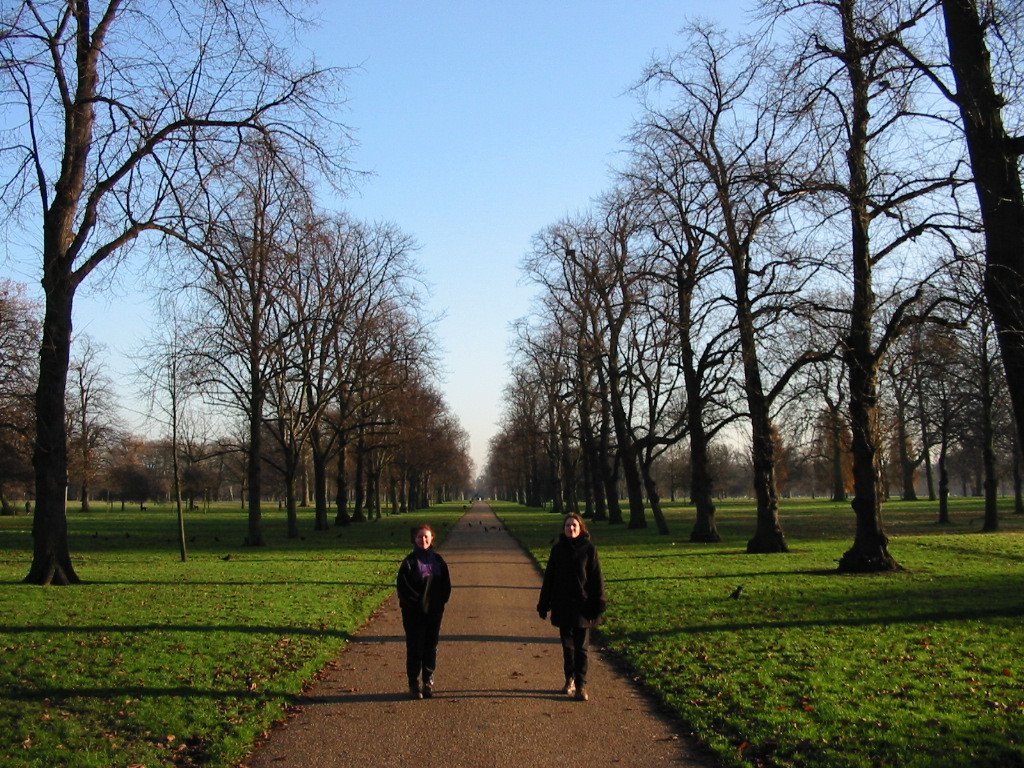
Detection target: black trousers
<box><xmin>402</xmin><ymin>607</ymin><xmax>444</xmax><ymax>683</ymax></box>
<box><xmin>559</xmin><ymin>625</ymin><xmax>590</xmax><ymax>684</ymax></box>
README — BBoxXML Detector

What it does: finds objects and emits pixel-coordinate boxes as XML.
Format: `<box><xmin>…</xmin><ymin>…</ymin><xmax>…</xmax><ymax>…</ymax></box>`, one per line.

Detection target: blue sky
<box><xmin>311</xmin><ymin>2</ymin><xmax>751</xmax><ymax>474</ymax></box>
<box><xmin>7</xmin><ymin>1</ymin><xmax>751</xmax><ymax>476</ymax></box>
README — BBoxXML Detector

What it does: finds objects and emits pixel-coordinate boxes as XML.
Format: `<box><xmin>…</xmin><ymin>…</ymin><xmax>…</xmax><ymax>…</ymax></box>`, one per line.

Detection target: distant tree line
<box><xmin>482</xmin><ymin>0</ymin><xmax>1024</xmax><ymax>572</ymax></box>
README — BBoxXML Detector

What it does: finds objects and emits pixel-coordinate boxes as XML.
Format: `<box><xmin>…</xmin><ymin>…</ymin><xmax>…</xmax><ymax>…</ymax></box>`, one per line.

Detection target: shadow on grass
<box><xmin>612</xmin><ymin>603</ymin><xmax>1024</xmax><ymax>640</ymax></box>
<box><xmin>910</xmin><ymin>540</ymin><xmax>1024</xmax><ymax>563</ymax></box>
<box><xmin>606</xmin><ymin>567</ymin><xmax>840</xmax><ymax>584</ymax></box>
<box><xmin>83</xmin><ymin>579</ymin><xmax>390</xmax><ymax>588</ymax></box>
<box><xmin>0</xmin><ymin>624</ymin><xmax>354</xmax><ymax>639</ymax></box>
<box><xmin>0</xmin><ymin>685</ymin><xmax>282</xmax><ymax>702</ymax></box>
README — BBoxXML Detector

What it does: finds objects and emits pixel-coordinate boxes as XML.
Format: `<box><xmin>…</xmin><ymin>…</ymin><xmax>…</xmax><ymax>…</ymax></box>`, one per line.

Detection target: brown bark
<box><xmin>941</xmin><ymin>0</ymin><xmax>1024</xmax><ymax>476</ymax></box>
<box><xmin>836</xmin><ymin>0</ymin><xmax>899</xmax><ymax>573</ymax></box>
<box><xmin>26</xmin><ymin>286</ymin><xmax>80</xmax><ymax>585</ymax></box>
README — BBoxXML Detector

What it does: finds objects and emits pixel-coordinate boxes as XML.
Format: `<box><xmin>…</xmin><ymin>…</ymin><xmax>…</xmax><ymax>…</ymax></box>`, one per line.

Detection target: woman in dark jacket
<box><xmin>396</xmin><ymin>524</ymin><xmax>452</xmax><ymax>699</ymax></box>
<box><xmin>537</xmin><ymin>513</ymin><xmax>606</xmax><ymax>701</ymax></box>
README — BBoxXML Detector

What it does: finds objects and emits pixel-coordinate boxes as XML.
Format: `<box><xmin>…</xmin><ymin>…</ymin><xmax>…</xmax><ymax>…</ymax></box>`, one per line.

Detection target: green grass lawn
<box><xmin>2</xmin><ymin>497</ymin><xmax>1021</xmax><ymax>767</ymax></box>
<box><xmin>0</xmin><ymin>502</ymin><xmax>466</xmax><ymax>768</ymax></box>
<box><xmin>497</xmin><ymin>498</ymin><xmax>1024</xmax><ymax>768</ymax></box>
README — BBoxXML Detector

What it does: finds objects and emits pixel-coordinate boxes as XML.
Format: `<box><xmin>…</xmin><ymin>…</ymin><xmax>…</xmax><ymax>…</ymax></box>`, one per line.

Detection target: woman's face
<box><xmin>415</xmin><ymin>528</ymin><xmax>434</xmax><ymax>550</ymax></box>
<box><xmin>564</xmin><ymin>517</ymin><xmax>581</xmax><ymax>539</ymax></box>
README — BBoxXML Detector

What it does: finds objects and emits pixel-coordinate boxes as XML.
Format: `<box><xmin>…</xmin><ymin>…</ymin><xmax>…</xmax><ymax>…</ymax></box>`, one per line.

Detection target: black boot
<box><xmin>573</xmin><ymin>676</ymin><xmax>588</xmax><ymax>701</ymax></box>
<box><xmin>408</xmin><ymin>678</ymin><xmax>422</xmax><ymax>700</ymax></box>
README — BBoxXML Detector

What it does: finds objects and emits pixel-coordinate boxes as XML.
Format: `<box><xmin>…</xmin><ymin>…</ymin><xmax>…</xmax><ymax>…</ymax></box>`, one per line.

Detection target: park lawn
<box><xmin>497</xmin><ymin>498</ymin><xmax>1024</xmax><ymax>768</ymax></box>
<box><xmin>0</xmin><ymin>502</ymin><xmax>466</xmax><ymax>768</ymax></box>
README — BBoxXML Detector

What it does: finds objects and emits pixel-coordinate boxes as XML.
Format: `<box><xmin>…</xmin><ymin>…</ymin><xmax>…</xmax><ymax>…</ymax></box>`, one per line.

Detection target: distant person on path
<box><xmin>396</xmin><ymin>524</ymin><xmax>452</xmax><ymax>699</ymax></box>
<box><xmin>537</xmin><ymin>513</ymin><xmax>606</xmax><ymax>702</ymax></box>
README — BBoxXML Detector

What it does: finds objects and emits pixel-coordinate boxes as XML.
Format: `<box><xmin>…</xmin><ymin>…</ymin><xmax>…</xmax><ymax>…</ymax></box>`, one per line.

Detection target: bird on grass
<box><xmin>729</xmin><ymin>585</ymin><xmax>744</xmax><ymax>599</ymax></box>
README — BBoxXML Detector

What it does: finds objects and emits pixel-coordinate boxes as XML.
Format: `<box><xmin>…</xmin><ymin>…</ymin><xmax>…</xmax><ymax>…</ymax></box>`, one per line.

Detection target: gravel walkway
<box><xmin>241</xmin><ymin>501</ymin><xmax>715</xmax><ymax>768</ymax></box>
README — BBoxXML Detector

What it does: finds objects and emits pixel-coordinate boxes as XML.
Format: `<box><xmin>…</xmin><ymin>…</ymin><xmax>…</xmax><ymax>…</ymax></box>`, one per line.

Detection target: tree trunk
<box><xmin>942</xmin><ymin>0</ymin><xmax>1024</xmax><ymax>472</ymax></box>
<box><xmin>606</xmin><ymin>367</ymin><xmax>646</xmax><ymax>529</ymax></box>
<box><xmin>896</xmin><ymin>398</ymin><xmax>918</xmax><ymax>501</ymax></box>
<box><xmin>979</xmin><ymin>329</ymin><xmax>999</xmax><ymax>531</ymax></box>
<box><xmin>640</xmin><ymin>457</ymin><xmax>670</xmax><ymax>535</ymax></box>
<box><xmin>352</xmin><ymin>429</ymin><xmax>366</xmax><ymax>523</ymax></box>
<box><xmin>245</xmin><ymin>382</ymin><xmax>265</xmax><ymax>546</ymax></box>
<box><xmin>839</xmin><ymin>0</ymin><xmax>898</xmax><ymax>572</ymax></box>
<box><xmin>1014</xmin><ymin>438</ymin><xmax>1024</xmax><ymax>515</ymax></box>
<box><xmin>595</xmin><ymin>389</ymin><xmax>622</xmax><ymax>524</ymax></box>
<box><xmin>937</xmin><ymin>441</ymin><xmax>951</xmax><ymax>525</ymax></box>
<box><xmin>310</xmin><ymin>426</ymin><xmax>330</xmax><ymax>531</ymax></box>
<box><xmin>284</xmin><ymin>442</ymin><xmax>300</xmax><ymax>539</ymax></box>
<box><xmin>915</xmin><ymin>368</ymin><xmax>936</xmax><ymax>501</ymax></box>
<box><xmin>334</xmin><ymin>437</ymin><xmax>351</xmax><ymax>526</ymax></box>
<box><xmin>830</xmin><ymin>410</ymin><xmax>847</xmax><ymax>502</ymax></box>
<box><xmin>688</xmin><ymin>420</ymin><xmax>720</xmax><ymax>543</ymax></box>
<box><xmin>732</xmin><ymin>271</ymin><xmax>786</xmax><ymax>553</ymax></box>
<box><xmin>26</xmin><ymin>286</ymin><xmax>80</xmax><ymax>585</ymax></box>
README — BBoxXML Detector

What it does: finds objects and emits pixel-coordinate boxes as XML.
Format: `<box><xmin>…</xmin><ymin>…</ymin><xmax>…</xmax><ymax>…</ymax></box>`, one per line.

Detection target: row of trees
<box><xmin>482</xmin><ymin>0</ymin><xmax>1024</xmax><ymax>572</ymax></box>
<box><xmin>1</xmin><ymin>1</ymin><xmax>470</xmax><ymax>583</ymax></box>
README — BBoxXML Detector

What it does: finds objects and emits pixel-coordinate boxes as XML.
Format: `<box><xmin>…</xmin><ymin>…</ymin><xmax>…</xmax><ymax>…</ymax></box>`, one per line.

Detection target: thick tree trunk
<box><xmin>839</xmin><ymin>0</ymin><xmax>898</xmax><ymax>572</ymax></box>
<box><xmin>606</xmin><ymin>368</ymin><xmax>646</xmax><ymax>529</ymax></box>
<box><xmin>732</xmin><ymin>263</ymin><xmax>786</xmax><ymax>553</ymax></box>
<box><xmin>1013</xmin><ymin>438</ymin><xmax>1024</xmax><ymax>516</ymax></box>
<box><xmin>896</xmin><ymin>401</ymin><xmax>918</xmax><ymax>501</ymax></box>
<box><xmin>26</xmin><ymin>286</ymin><xmax>80</xmax><ymax>585</ymax></box>
<box><xmin>640</xmin><ymin>458</ymin><xmax>670</xmax><ymax>535</ymax></box>
<box><xmin>688</xmin><ymin>420</ymin><xmax>720</xmax><ymax>543</ymax></box>
<box><xmin>310</xmin><ymin>426</ymin><xmax>330</xmax><ymax>531</ymax></box>
<box><xmin>941</xmin><ymin>0</ymin><xmax>1024</xmax><ymax>471</ymax></box>
<box><xmin>245</xmin><ymin>383</ymin><xmax>265</xmax><ymax>546</ymax></box>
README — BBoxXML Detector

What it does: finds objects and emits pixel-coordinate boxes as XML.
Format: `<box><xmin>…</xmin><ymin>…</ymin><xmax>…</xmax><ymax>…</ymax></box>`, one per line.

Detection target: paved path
<box><xmin>242</xmin><ymin>502</ymin><xmax>714</xmax><ymax>768</ymax></box>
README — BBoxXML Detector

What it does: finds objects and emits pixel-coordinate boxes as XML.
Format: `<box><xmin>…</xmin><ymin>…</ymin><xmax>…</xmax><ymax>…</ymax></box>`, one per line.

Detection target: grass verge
<box><xmin>0</xmin><ymin>503</ymin><xmax>466</xmax><ymax>768</ymax></box>
<box><xmin>496</xmin><ymin>497</ymin><xmax>1024</xmax><ymax>768</ymax></box>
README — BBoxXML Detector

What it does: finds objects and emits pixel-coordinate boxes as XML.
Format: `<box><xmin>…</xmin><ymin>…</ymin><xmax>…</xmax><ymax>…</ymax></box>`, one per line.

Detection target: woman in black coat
<box><xmin>396</xmin><ymin>524</ymin><xmax>452</xmax><ymax>699</ymax></box>
<box><xmin>537</xmin><ymin>513</ymin><xmax>606</xmax><ymax>701</ymax></box>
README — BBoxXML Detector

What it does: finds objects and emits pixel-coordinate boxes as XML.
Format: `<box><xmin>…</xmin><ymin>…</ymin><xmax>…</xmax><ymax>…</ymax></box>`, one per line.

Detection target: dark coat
<box><xmin>397</xmin><ymin>548</ymin><xmax>452</xmax><ymax>616</ymax></box>
<box><xmin>537</xmin><ymin>532</ymin><xmax>606</xmax><ymax>629</ymax></box>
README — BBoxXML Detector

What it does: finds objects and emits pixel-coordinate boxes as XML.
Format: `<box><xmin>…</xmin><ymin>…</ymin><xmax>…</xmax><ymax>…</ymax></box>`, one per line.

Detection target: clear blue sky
<box><xmin>312</xmin><ymin>1</ymin><xmax>752</xmax><ymax>474</ymax></box>
<box><xmin>7</xmin><ymin>1</ymin><xmax>751</xmax><ymax>477</ymax></box>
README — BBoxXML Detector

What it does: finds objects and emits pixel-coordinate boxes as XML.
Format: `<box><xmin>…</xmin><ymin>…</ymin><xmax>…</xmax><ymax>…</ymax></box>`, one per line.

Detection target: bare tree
<box><xmin>626</xmin><ymin>73</ymin><xmax>745</xmax><ymax>542</ymax></box>
<box><xmin>914</xmin><ymin>0</ymin><xmax>1024</xmax><ymax>460</ymax></box>
<box><xmin>638</xmin><ymin>25</ymin><xmax>828</xmax><ymax>552</ymax></box>
<box><xmin>0</xmin><ymin>281</ymin><xmax>38</xmax><ymax>513</ymax></box>
<box><xmin>134</xmin><ymin>308</ymin><xmax>205</xmax><ymax>561</ymax></box>
<box><xmin>189</xmin><ymin>139</ymin><xmax>314</xmax><ymax>545</ymax></box>
<box><xmin>1</xmin><ymin>0</ymin><xmax>349</xmax><ymax>583</ymax></box>
<box><xmin>770</xmin><ymin>0</ymin><xmax>967</xmax><ymax>571</ymax></box>
<box><xmin>67</xmin><ymin>336</ymin><xmax>120</xmax><ymax>513</ymax></box>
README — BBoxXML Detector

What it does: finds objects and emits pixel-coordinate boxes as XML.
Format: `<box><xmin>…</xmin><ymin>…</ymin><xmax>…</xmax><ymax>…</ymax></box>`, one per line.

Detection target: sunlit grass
<box><xmin>0</xmin><ymin>503</ymin><xmax>466</xmax><ymax>768</ymax></box>
<box><xmin>498</xmin><ymin>498</ymin><xmax>1024</xmax><ymax>768</ymax></box>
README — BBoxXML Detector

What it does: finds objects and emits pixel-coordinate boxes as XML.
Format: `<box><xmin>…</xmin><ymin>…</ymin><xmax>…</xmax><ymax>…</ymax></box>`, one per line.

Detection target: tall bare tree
<box><xmin>920</xmin><ymin>0</ymin><xmax>1024</xmax><ymax>460</ymax></box>
<box><xmin>639</xmin><ymin>25</ymin><xmax>826</xmax><ymax>552</ymax></box>
<box><xmin>1</xmin><ymin>0</ymin><xmax>348</xmax><ymax>583</ymax></box>
<box><xmin>771</xmin><ymin>0</ymin><xmax>967</xmax><ymax>570</ymax></box>
<box><xmin>188</xmin><ymin>139</ymin><xmax>313</xmax><ymax>546</ymax></box>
